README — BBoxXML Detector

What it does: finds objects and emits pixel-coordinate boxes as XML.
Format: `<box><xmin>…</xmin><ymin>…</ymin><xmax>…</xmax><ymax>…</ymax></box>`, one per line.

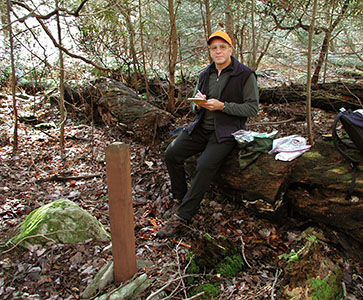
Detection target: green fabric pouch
<box><xmin>237</xmin><ymin>137</ymin><xmax>274</xmax><ymax>169</ymax></box>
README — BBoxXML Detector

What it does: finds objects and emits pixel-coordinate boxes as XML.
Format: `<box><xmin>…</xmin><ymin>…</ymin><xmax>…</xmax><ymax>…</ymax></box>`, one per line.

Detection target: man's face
<box><xmin>209</xmin><ymin>38</ymin><xmax>232</xmax><ymax>69</ymax></box>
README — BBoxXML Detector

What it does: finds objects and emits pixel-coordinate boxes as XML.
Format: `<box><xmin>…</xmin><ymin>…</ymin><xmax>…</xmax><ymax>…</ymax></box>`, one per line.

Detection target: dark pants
<box><xmin>165</xmin><ymin>127</ymin><xmax>236</xmax><ymax>220</ymax></box>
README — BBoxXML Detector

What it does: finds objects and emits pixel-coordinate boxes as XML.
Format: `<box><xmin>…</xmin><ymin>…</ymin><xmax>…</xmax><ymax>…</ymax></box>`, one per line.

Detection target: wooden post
<box><xmin>105</xmin><ymin>142</ymin><xmax>137</xmax><ymax>283</ymax></box>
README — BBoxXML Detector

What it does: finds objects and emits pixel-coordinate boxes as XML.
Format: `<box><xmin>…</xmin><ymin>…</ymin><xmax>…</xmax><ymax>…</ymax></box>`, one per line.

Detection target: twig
<box><xmin>339</xmin><ymin>80</ymin><xmax>363</xmax><ymax>107</ymax></box>
<box><xmin>341</xmin><ymin>281</ymin><xmax>347</xmax><ymax>300</ymax></box>
<box><xmin>240</xmin><ymin>236</ymin><xmax>252</xmax><ymax>269</ymax></box>
<box><xmin>271</xmin><ymin>269</ymin><xmax>282</xmax><ymax>300</ymax></box>
<box><xmin>37</xmin><ymin>172</ymin><xmax>103</xmax><ymax>182</ymax></box>
<box><xmin>175</xmin><ymin>240</ymin><xmax>188</xmax><ymax>298</ymax></box>
<box><xmin>146</xmin><ymin>274</ymin><xmax>200</xmax><ymax>300</ymax></box>
<box><xmin>248</xmin><ymin>116</ymin><xmax>296</xmax><ymax>126</ymax></box>
<box><xmin>2</xmin><ymin>229</ymin><xmax>87</xmax><ymax>254</ymax></box>
<box><xmin>182</xmin><ymin>292</ymin><xmax>205</xmax><ymax>300</ymax></box>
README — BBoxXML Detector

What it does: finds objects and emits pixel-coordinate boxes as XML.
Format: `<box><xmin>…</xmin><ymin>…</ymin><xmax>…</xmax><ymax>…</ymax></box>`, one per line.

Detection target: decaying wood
<box><xmin>186</xmin><ymin>139</ymin><xmax>363</xmax><ymax>256</ymax></box>
<box><xmin>286</xmin><ymin>141</ymin><xmax>363</xmax><ymax>256</ymax></box>
<box><xmin>217</xmin><ymin>148</ymin><xmax>297</xmax><ymax>214</ymax></box>
<box><xmin>63</xmin><ymin>77</ymin><xmax>174</xmax><ymax>144</ymax></box>
<box><xmin>257</xmin><ymin>82</ymin><xmax>362</xmax><ymax>112</ymax></box>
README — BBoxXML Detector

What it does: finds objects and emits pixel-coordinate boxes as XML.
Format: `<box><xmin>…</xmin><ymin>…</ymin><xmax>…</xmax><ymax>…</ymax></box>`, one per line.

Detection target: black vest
<box><xmin>187</xmin><ymin>56</ymin><xmax>254</xmax><ymax>142</ymax></box>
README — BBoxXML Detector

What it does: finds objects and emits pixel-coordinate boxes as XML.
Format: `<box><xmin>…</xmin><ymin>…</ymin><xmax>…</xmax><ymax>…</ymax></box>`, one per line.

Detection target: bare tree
<box><xmin>198</xmin><ymin>0</ymin><xmax>211</xmax><ymax>42</ymax></box>
<box><xmin>139</xmin><ymin>0</ymin><xmax>150</xmax><ymax>100</ymax></box>
<box><xmin>225</xmin><ymin>0</ymin><xmax>234</xmax><ymax>38</ymax></box>
<box><xmin>311</xmin><ymin>0</ymin><xmax>350</xmax><ymax>85</ymax></box>
<box><xmin>166</xmin><ymin>0</ymin><xmax>179</xmax><ymax>113</ymax></box>
<box><xmin>6</xmin><ymin>0</ymin><xmax>18</xmax><ymax>153</ymax></box>
<box><xmin>250</xmin><ymin>0</ymin><xmax>257</xmax><ymax>69</ymax></box>
<box><xmin>264</xmin><ymin>0</ymin><xmax>353</xmax><ymax>85</ymax></box>
<box><xmin>306</xmin><ymin>0</ymin><xmax>318</xmax><ymax>145</ymax></box>
<box><xmin>56</xmin><ymin>0</ymin><xmax>66</xmax><ymax>159</ymax></box>
<box><xmin>115</xmin><ymin>0</ymin><xmax>142</xmax><ymax>90</ymax></box>
<box><xmin>12</xmin><ymin>1</ymin><xmax>109</xmax><ymax>72</ymax></box>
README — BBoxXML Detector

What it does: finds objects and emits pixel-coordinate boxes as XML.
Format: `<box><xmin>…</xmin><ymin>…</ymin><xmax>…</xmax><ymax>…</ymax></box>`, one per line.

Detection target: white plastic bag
<box><xmin>269</xmin><ymin>135</ymin><xmax>311</xmax><ymax>161</ymax></box>
<box><xmin>232</xmin><ymin>129</ymin><xmax>278</xmax><ymax>143</ymax></box>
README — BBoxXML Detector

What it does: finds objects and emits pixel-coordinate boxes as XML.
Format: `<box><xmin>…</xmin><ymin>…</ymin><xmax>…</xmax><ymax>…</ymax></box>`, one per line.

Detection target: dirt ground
<box><xmin>0</xmin><ymin>78</ymin><xmax>362</xmax><ymax>299</ymax></box>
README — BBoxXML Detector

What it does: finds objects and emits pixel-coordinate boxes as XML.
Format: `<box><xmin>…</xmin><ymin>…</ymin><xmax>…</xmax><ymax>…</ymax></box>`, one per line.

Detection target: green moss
<box><xmin>280</xmin><ymin>230</ymin><xmax>344</xmax><ymax>300</ymax></box>
<box><xmin>9</xmin><ymin>199</ymin><xmax>110</xmax><ymax>248</ymax></box>
<box><xmin>217</xmin><ymin>255</ymin><xmax>244</xmax><ymax>277</ymax></box>
<box><xmin>185</xmin><ymin>251</ymin><xmax>200</xmax><ymax>284</ymax></box>
<box><xmin>188</xmin><ymin>283</ymin><xmax>220</xmax><ymax>300</ymax></box>
<box><xmin>186</xmin><ymin>252</ymin><xmax>200</xmax><ymax>274</ymax></box>
<box><xmin>303</xmin><ymin>151</ymin><xmax>324</xmax><ymax>160</ymax></box>
<box><xmin>310</xmin><ymin>269</ymin><xmax>343</xmax><ymax>300</ymax></box>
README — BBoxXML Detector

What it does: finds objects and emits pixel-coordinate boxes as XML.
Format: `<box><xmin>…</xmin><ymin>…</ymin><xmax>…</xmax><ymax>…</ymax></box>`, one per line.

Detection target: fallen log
<box><xmin>63</xmin><ymin>77</ymin><xmax>174</xmax><ymax>144</ymax></box>
<box><xmin>186</xmin><ymin>139</ymin><xmax>363</xmax><ymax>257</ymax></box>
<box><xmin>259</xmin><ymin>82</ymin><xmax>363</xmax><ymax>112</ymax></box>
<box><xmin>286</xmin><ymin>140</ymin><xmax>363</xmax><ymax>256</ymax></box>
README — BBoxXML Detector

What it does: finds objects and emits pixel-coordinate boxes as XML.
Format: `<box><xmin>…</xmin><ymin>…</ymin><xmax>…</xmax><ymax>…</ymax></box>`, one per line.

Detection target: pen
<box><xmin>197</xmin><ymin>90</ymin><xmax>206</xmax><ymax>100</ymax></box>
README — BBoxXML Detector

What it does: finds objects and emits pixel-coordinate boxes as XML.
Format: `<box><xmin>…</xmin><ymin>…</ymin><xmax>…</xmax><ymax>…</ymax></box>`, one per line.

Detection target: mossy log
<box><xmin>186</xmin><ymin>140</ymin><xmax>363</xmax><ymax>256</ymax></box>
<box><xmin>286</xmin><ymin>141</ymin><xmax>363</xmax><ymax>256</ymax></box>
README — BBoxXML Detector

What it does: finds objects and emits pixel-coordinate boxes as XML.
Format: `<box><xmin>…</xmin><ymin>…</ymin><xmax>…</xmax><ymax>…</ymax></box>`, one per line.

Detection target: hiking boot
<box><xmin>163</xmin><ymin>202</ymin><xmax>180</xmax><ymax>219</ymax></box>
<box><xmin>157</xmin><ymin>214</ymin><xmax>187</xmax><ymax>239</ymax></box>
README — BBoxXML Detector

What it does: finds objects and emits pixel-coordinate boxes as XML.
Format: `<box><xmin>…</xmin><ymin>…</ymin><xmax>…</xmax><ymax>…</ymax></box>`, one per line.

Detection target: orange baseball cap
<box><xmin>207</xmin><ymin>30</ymin><xmax>233</xmax><ymax>47</ymax></box>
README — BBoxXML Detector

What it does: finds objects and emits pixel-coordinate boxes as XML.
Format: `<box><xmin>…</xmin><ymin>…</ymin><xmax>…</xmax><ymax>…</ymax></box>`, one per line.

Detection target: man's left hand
<box><xmin>199</xmin><ymin>98</ymin><xmax>225</xmax><ymax>111</ymax></box>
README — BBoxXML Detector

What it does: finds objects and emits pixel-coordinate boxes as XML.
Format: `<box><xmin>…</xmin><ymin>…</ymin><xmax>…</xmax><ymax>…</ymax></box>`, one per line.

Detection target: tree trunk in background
<box><xmin>224</xmin><ymin>0</ymin><xmax>234</xmax><ymax>39</ymax></box>
<box><xmin>6</xmin><ymin>0</ymin><xmax>18</xmax><ymax>153</ymax></box>
<box><xmin>56</xmin><ymin>0</ymin><xmax>66</xmax><ymax>159</ymax></box>
<box><xmin>167</xmin><ymin>0</ymin><xmax>178</xmax><ymax>113</ymax></box>
<box><xmin>256</xmin><ymin>36</ymin><xmax>273</xmax><ymax>68</ymax></box>
<box><xmin>306</xmin><ymin>0</ymin><xmax>317</xmax><ymax>145</ymax></box>
<box><xmin>205</xmin><ymin>0</ymin><xmax>211</xmax><ymax>37</ymax></box>
<box><xmin>199</xmin><ymin>0</ymin><xmax>211</xmax><ymax>40</ymax></box>
<box><xmin>311</xmin><ymin>0</ymin><xmax>349</xmax><ymax>85</ymax></box>
<box><xmin>126</xmin><ymin>5</ymin><xmax>140</xmax><ymax>88</ymax></box>
<box><xmin>1</xmin><ymin>0</ymin><xmax>7</xmax><ymax>25</ymax></box>
<box><xmin>250</xmin><ymin>0</ymin><xmax>256</xmax><ymax>69</ymax></box>
<box><xmin>138</xmin><ymin>0</ymin><xmax>150</xmax><ymax>100</ymax></box>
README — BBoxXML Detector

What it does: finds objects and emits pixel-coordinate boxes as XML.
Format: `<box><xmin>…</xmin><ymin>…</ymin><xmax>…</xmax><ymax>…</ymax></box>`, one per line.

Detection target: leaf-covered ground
<box><xmin>0</xmin><ymin>85</ymin><xmax>362</xmax><ymax>299</ymax></box>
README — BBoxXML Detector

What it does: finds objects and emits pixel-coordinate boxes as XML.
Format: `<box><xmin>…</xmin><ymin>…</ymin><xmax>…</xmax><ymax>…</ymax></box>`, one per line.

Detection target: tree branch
<box><xmin>11</xmin><ymin>0</ymin><xmax>109</xmax><ymax>71</ymax></box>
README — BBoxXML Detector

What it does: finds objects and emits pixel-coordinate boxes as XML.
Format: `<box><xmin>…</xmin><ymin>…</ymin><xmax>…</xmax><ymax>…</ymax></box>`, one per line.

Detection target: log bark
<box><xmin>63</xmin><ymin>77</ymin><xmax>174</xmax><ymax>144</ymax></box>
<box><xmin>285</xmin><ymin>140</ymin><xmax>363</xmax><ymax>256</ymax></box>
<box><xmin>259</xmin><ymin>82</ymin><xmax>362</xmax><ymax>112</ymax></box>
<box><xmin>187</xmin><ymin>139</ymin><xmax>363</xmax><ymax>256</ymax></box>
<box><xmin>217</xmin><ymin>148</ymin><xmax>296</xmax><ymax>215</ymax></box>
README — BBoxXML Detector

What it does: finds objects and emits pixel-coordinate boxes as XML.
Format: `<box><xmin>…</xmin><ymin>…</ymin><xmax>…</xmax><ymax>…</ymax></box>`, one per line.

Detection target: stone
<box><xmin>82</xmin><ymin>260</ymin><xmax>114</xmax><ymax>299</ymax></box>
<box><xmin>9</xmin><ymin>199</ymin><xmax>110</xmax><ymax>249</ymax></box>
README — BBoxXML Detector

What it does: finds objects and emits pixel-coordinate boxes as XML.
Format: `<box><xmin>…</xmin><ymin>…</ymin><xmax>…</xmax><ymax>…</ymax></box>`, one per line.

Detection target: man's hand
<box><xmin>199</xmin><ymin>98</ymin><xmax>225</xmax><ymax>111</ymax></box>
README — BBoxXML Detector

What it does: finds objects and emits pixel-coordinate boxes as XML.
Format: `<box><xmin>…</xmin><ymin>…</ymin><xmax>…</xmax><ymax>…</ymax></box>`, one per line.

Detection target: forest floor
<box><xmin>0</xmin><ymin>76</ymin><xmax>362</xmax><ymax>299</ymax></box>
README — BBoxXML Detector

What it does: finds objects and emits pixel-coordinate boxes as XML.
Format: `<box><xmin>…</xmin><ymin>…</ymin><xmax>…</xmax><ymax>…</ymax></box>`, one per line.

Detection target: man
<box><xmin>157</xmin><ymin>30</ymin><xmax>259</xmax><ymax>238</ymax></box>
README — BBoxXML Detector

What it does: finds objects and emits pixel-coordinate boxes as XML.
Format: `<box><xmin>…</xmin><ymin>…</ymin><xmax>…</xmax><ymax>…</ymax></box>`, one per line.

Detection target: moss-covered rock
<box><xmin>8</xmin><ymin>199</ymin><xmax>110</xmax><ymax>249</ymax></box>
<box><xmin>279</xmin><ymin>229</ymin><xmax>343</xmax><ymax>300</ymax></box>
